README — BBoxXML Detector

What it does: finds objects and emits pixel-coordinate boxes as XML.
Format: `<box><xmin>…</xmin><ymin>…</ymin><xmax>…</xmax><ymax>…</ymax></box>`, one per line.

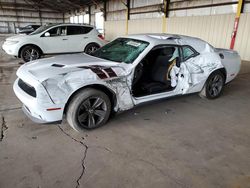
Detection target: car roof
<box><xmin>46</xmin><ymin>23</ymin><xmax>93</xmax><ymax>28</ymax></box>
<box><xmin>124</xmin><ymin>33</ymin><xmax>214</xmax><ymax>53</ymax></box>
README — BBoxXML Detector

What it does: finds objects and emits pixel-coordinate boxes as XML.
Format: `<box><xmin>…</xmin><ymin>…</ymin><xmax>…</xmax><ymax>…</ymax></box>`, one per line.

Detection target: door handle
<box><xmin>83</xmin><ymin>37</ymin><xmax>88</xmax><ymax>39</ymax></box>
<box><xmin>62</xmin><ymin>39</ymin><xmax>68</xmax><ymax>40</ymax></box>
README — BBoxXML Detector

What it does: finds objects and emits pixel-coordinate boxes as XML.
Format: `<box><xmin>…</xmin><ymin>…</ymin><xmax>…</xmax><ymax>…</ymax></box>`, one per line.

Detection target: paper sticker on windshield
<box><xmin>126</xmin><ymin>41</ymin><xmax>141</xmax><ymax>47</ymax></box>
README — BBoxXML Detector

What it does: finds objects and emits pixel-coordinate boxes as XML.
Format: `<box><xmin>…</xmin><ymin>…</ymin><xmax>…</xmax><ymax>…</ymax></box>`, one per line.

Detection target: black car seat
<box><xmin>142</xmin><ymin>47</ymin><xmax>177</xmax><ymax>94</ymax></box>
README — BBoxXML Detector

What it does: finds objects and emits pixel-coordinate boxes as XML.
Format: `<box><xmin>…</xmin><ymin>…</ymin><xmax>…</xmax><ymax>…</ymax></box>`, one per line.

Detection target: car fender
<box><xmin>62</xmin><ymin>77</ymin><xmax>134</xmax><ymax>113</ymax></box>
<box><xmin>43</xmin><ymin>67</ymin><xmax>134</xmax><ymax>113</ymax></box>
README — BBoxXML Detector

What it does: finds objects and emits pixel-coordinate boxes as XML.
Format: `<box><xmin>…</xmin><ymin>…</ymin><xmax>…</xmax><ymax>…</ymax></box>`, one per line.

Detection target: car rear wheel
<box><xmin>20</xmin><ymin>45</ymin><xmax>41</xmax><ymax>62</ymax></box>
<box><xmin>84</xmin><ymin>43</ymin><xmax>100</xmax><ymax>54</ymax></box>
<box><xmin>66</xmin><ymin>88</ymin><xmax>111</xmax><ymax>131</ymax></box>
<box><xmin>199</xmin><ymin>71</ymin><xmax>225</xmax><ymax>99</ymax></box>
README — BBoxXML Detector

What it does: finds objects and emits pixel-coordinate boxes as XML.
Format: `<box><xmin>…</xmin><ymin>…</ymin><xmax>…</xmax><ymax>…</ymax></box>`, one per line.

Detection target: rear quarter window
<box><xmin>67</xmin><ymin>26</ymin><xmax>93</xmax><ymax>35</ymax></box>
<box><xmin>182</xmin><ymin>46</ymin><xmax>199</xmax><ymax>61</ymax></box>
<box><xmin>83</xmin><ymin>26</ymin><xmax>93</xmax><ymax>33</ymax></box>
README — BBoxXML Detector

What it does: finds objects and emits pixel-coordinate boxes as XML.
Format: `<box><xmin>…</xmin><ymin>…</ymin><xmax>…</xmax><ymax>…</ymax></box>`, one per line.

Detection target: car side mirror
<box><xmin>44</xmin><ymin>32</ymin><xmax>50</xmax><ymax>37</ymax></box>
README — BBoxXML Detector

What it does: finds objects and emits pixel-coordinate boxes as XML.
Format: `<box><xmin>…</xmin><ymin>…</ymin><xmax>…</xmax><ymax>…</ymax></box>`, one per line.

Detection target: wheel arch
<box><xmin>206</xmin><ymin>67</ymin><xmax>227</xmax><ymax>84</ymax></box>
<box><xmin>63</xmin><ymin>84</ymin><xmax>117</xmax><ymax>115</ymax></box>
<box><xmin>18</xmin><ymin>44</ymin><xmax>43</xmax><ymax>57</ymax></box>
<box><xmin>213</xmin><ymin>67</ymin><xmax>227</xmax><ymax>84</ymax></box>
<box><xmin>200</xmin><ymin>67</ymin><xmax>227</xmax><ymax>91</ymax></box>
<box><xmin>199</xmin><ymin>67</ymin><xmax>227</xmax><ymax>99</ymax></box>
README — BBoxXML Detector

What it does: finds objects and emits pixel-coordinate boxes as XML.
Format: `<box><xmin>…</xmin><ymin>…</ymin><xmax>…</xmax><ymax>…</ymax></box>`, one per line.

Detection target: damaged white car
<box><xmin>13</xmin><ymin>34</ymin><xmax>241</xmax><ymax>131</ymax></box>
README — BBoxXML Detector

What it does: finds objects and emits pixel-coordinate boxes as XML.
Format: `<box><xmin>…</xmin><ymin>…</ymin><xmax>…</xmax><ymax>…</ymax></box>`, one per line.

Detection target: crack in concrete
<box><xmin>57</xmin><ymin>126</ymin><xmax>186</xmax><ymax>187</ymax></box>
<box><xmin>92</xmin><ymin>148</ymin><xmax>187</xmax><ymax>188</ymax></box>
<box><xmin>0</xmin><ymin>115</ymin><xmax>8</xmax><ymax>142</ymax></box>
<box><xmin>0</xmin><ymin>107</ymin><xmax>21</xmax><ymax>112</ymax></box>
<box><xmin>57</xmin><ymin>126</ymin><xmax>88</xmax><ymax>188</ymax></box>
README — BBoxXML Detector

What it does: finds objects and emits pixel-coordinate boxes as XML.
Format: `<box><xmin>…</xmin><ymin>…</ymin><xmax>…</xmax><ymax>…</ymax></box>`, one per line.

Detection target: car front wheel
<box><xmin>66</xmin><ymin>88</ymin><xmax>111</xmax><ymax>131</ymax></box>
<box><xmin>20</xmin><ymin>45</ymin><xmax>41</xmax><ymax>62</ymax></box>
<box><xmin>199</xmin><ymin>71</ymin><xmax>225</xmax><ymax>99</ymax></box>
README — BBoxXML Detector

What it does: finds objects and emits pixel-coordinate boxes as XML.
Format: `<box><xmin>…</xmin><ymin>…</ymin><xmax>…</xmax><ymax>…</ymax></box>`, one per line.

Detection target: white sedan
<box><xmin>13</xmin><ymin>34</ymin><xmax>241</xmax><ymax>131</ymax></box>
<box><xmin>2</xmin><ymin>23</ymin><xmax>106</xmax><ymax>62</ymax></box>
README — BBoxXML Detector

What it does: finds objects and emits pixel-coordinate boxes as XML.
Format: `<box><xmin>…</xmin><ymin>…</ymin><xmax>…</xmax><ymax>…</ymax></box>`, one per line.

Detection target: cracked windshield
<box><xmin>91</xmin><ymin>38</ymin><xmax>149</xmax><ymax>64</ymax></box>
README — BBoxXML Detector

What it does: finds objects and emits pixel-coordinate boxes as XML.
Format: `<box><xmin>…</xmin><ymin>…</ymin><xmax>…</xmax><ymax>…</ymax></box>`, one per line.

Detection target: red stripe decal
<box><xmin>91</xmin><ymin>68</ymin><xmax>108</xmax><ymax>79</ymax></box>
<box><xmin>103</xmin><ymin>68</ymin><xmax>117</xmax><ymax>78</ymax></box>
<box><xmin>47</xmin><ymin>108</ymin><xmax>62</xmax><ymax>111</ymax></box>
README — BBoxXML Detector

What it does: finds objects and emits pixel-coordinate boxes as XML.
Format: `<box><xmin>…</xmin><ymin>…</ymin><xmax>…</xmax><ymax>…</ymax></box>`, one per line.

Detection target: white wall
<box><xmin>166</xmin><ymin>14</ymin><xmax>235</xmax><ymax>49</ymax></box>
<box><xmin>234</xmin><ymin>13</ymin><xmax>250</xmax><ymax>61</ymax></box>
<box><xmin>128</xmin><ymin>18</ymin><xmax>163</xmax><ymax>34</ymax></box>
<box><xmin>105</xmin><ymin>20</ymin><xmax>126</xmax><ymax>41</ymax></box>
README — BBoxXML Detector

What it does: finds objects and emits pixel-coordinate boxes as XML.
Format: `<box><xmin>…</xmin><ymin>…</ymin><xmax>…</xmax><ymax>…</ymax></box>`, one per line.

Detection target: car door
<box><xmin>66</xmin><ymin>26</ymin><xmax>93</xmax><ymax>53</ymax></box>
<box><xmin>40</xmin><ymin>26</ymin><xmax>69</xmax><ymax>54</ymax></box>
<box><xmin>132</xmin><ymin>45</ymin><xmax>184</xmax><ymax>105</ymax></box>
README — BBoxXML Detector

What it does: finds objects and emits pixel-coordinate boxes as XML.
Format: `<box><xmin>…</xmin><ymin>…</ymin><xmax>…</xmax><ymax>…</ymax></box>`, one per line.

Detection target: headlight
<box><xmin>5</xmin><ymin>40</ymin><xmax>19</xmax><ymax>45</ymax></box>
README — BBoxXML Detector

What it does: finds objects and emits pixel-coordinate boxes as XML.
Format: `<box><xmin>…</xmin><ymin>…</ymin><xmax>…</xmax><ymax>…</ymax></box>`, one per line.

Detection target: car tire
<box><xmin>199</xmin><ymin>71</ymin><xmax>225</xmax><ymax>99</ymax></box>
<box><xmin>66</xmin><ymin>88</ymin><xmax>111</xmax><ymax>131</ymax></box>
<box><xmin>20</xmin><ymin>45</ymin><xmax>41</xmax><ymax>62</ymax></box>
<box><xmin>84</xmin><ymin>43</ymin><xmax>100</xmax><ymax>54</ymax></box>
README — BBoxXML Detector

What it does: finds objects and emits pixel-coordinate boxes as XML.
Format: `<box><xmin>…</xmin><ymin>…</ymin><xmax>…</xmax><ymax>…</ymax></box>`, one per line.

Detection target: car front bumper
<box><xmin>2</xmin><ymin>43</ymin><xmax>19</xmax><ymax>56</ymax></box>
<box><xmin>13</xmin><ymin>79</ymin><xmax>64</xmax><ymax>123</ymax></box>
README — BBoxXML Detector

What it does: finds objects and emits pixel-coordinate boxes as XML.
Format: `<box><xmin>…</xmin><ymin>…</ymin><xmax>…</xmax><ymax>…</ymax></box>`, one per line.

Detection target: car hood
<box><xmin>17</xmin><ymin>54</ymin><xmax>126</xmax><ymax>83</ymax></box>
<box><xmin>6</xmin><ymin>34</ymin><xmax>29</xmax><ymax>41</ymax></box>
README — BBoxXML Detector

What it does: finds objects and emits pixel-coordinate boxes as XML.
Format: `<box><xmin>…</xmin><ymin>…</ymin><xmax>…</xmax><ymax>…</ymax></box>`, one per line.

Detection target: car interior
<box><xmin>132</xmin><ymin>46</ymin><xmax>181</xmax><ymax>97</ymax></box>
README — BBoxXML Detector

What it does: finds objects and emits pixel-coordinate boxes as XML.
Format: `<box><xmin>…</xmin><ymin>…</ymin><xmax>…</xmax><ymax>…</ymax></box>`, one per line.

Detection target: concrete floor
<box><xmin>0</xmin><ymin>56</ymin><xmax>250</xmax><ymax>188</ymax></box>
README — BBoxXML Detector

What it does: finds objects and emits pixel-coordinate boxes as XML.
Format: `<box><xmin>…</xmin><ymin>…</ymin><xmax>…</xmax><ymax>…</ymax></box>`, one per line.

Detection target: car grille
<box><xmin>18</xmin><ymin>79</ymin><xmax>37</xmax><ymax>98</ymax></box>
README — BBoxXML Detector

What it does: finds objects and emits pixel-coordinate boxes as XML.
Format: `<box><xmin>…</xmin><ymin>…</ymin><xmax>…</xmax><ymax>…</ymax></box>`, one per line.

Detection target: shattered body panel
<box><xmin>13</xmin><ymin>34</ymin><xmax>241</xmax><ymax>123</ymax></box>
<box><xmin>43</xmin><ymin>64</ymin><xmax>134</xmax><ymax>112</ymax></box>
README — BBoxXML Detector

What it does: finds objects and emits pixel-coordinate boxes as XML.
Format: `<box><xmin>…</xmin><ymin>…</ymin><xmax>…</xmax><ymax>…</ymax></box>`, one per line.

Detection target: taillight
<box><xmin>98</xmin><ymin>34</ymin><xmax>105</xmax><ymax>40</ymax></box>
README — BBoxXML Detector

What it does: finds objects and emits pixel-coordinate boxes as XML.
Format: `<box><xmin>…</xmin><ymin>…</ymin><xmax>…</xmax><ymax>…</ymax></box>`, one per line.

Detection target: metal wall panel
<box><xmin>104</xmin><ymin>20</ymin><xmax>126</xmax><ymax>41</ymax></box>
<box><xmin>131</xmin><ymin>0</ymin><xmax>162</xmax><ymax>8</ymax></box>
<box><xmin>234</xmin><ymin>13</ymin><xmax>250</xmax><ymax>61</ymax></box>
<box><xmin>245</xmin><ymin>4</ymin><xmax>250</xmax><ymax>13</ymax></box>
<box><xmin>128</xmin><ymin>18</ymin><xmax>162</xmax><ymax>34</ymax></box>
<box><xmin>166</xmin><ymin>14</ymin><xmax>235</xmax><ymax>49</ymax></box>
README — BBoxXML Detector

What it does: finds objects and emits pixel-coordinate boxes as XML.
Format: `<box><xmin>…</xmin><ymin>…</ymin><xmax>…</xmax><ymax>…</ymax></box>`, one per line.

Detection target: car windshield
<box><xmin>91</xmin><ymin>38</ymin><xmax>149</xmax><ymax>64</ymax></box>
<box><xmin>29</xmin><ymin>25</ymin><xmax>53</xmax><ymax>35</ymax></box>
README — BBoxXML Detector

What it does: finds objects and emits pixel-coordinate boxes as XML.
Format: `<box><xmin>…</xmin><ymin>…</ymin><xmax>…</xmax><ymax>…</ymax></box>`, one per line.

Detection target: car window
<box><xmin>29</xmin><ymin>24</ymin><xmax>54</xmax><ymax>35</ymax></box>
<box><xmin>92</xmin><ymin>38</ymin><xmax>149</xmax><ymax>64</ymax></box>
<box><xmin>47</xmin><ymin>27</ymin><xmax>59</xmax><ymax>36</ymax></box>
<box><xmin>183</xmin><ymin>46</ymin><xmax>197</xmax><ymax>60</ymax></box>
<box><xmin>47</xmin><ymin>26</ymin><xmax>66</xmax><ymax>37</ymax></box>
<box><xmin>67</xmin><ymin>26</ymin><xmax>93</xmax><ymax>35</ymax></box>
<box><xmin>143</xmin><ymin>46</ymin><xmax>180</xmax><ymax>68</ymax></box>
<box><xmin>83</xmin><ymin>26</ymin><xmax>93</xmax><ymax>33</ymax></box>
<box><xmin>66</xmin><ymin>26</ymin><xmax>82</xmax><ymax>35</ymax></box>
<box><xmin>60</xmin><ymin>26</ymin><xmax>67</xmax><ymax>36</ymax></box>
